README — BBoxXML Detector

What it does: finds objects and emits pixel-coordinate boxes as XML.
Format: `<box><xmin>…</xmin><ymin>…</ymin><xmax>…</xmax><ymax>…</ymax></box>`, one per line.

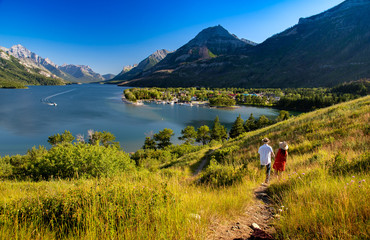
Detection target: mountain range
<box><xmin>1</xmin><ymin>0</ymin><xmax>369</xmax><ymax>88</ymax></box>
<box><xmin>115</xmin><ymin>0</ymin><xmax>370</xmax><ymax>88</ymax></box>
<box><xmin>0</xmin><ymin>45</ymin><xmax>111</xmax><ymax>84</ymax></box>
<box><xmin>0</xmin><ymin>50</ymin><xmax>64</xmax><ymax>88</ymax></box>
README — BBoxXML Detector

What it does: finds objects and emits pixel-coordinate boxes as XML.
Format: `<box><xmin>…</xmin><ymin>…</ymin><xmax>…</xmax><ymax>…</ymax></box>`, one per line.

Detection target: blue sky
<box><xmin>0</xmin><ymin>0</ymin><xmax>344</xmax><ymax>75</ymax></box>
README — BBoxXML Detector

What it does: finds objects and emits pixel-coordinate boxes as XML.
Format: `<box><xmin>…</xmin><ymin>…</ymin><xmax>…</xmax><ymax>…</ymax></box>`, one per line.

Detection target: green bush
<box><xmin>1</xmin><ymin>143</ymin><xmax>135</xmax><ymax>180</ymax></box>
<box><xmin>213</xmin><ymin>145</ymin><xmax>240</xmax><ymax>164</ymax></box>
<box><xmin>199</xmin><ymin>158</ymin><xmax>245</xmax><ymax>187</ymax></box>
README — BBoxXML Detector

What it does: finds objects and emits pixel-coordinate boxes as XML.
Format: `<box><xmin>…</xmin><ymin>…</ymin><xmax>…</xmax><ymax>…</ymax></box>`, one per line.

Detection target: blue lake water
<box><xmin>0</xmin><ymin>84</ymin><xmax>282</xmax><ymax>156</ymax></box>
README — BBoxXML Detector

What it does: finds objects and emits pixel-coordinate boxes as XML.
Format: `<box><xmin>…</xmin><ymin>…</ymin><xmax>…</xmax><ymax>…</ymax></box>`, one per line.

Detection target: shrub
<box><xmin>1</xmin><ymin>143</ymin><xmax>135</xmax><ymax>180</ymax></box>
<box><xmin>213</xmin><ymin>145</ymin><xmax>240</xmax><ymax>164</ymax></box>
<box><xmin>199</xmin><ymin>158</ymin><xmax>246</xmax><ymax>187</ymax></box>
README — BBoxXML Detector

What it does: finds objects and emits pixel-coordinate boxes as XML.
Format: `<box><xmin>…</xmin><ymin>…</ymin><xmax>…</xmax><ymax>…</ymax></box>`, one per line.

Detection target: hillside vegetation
<box><xmin>0</xmin><ymin>96</ymin><xmax>368</xmax><ymax>239</ymax></box>
<box><xmin>0</xmin><ymin>54</ymin><xmax>65</xmax><ymax>88</ymax></box>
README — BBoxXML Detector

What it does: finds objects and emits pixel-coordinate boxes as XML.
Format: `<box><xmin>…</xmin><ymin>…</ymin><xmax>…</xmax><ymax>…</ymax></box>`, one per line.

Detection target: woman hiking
<box><xmin>273</xmin><ymin>141</ymin><xmax>289</xmax><ymax>181</ymax></box>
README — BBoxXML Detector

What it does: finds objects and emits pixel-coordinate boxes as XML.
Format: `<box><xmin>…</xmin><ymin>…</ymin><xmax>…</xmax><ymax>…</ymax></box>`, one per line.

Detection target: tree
<box><xmin>244</xmin><ymin>113</ymin><xmax>257</xmax><ymax>132</ymax></box>
<box><xmin>178</xmin><ymin>126</ymin><xmax>197</xmax><ymax>144</ymax></box>
<box><xmin>229</xmin><ymin>114</ymin><xmax>245</xmax><ymax>139</ymax></box>
<box><xmin>209</xmin><ymin>95</ymin><xmax>236</xmax><ymax>107</ymax></box>
<box><xmin>153</xmin><ymin>128</ymin><xmax>174</xmax><ymax>149</ymax></box>
<box><xmin>256</xmin><ymin>115</ymin><xmax>270</xmax><ymax>128</ymax></box>
<box><xmin>88</xmin><ymin>130</ymin><xmax>119</xmax><ymax>148</ymax></box>
<box><xmin>276</xmin><ymin>110</ymin><xmax>290</xmax><ymax>122</ymax></box>
<box><xmin>143</xmin><ymin>137</ymin><xmax>156</xmax><ymax>150</ymax></box>
<box><xmin>196</xmin><ymin>125</ymin><xmax>211</xmax><ymax>145</ymax></box>
<box><xmin>48</xmin><ymin>130</ymin><xmax>75</xmax><ymax>146</ymax></box>
<box><xmin>211</xmin><ymin>116</ymin><xmax>227</xmax><ymax>141</ymax></box>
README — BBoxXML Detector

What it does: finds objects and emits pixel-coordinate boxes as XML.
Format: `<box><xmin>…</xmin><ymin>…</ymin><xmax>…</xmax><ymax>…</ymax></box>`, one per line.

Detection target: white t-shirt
<box><xmin>258</xmin><ymin>144</ymin><xmax>274</xmax><ymax>165</ymax></box>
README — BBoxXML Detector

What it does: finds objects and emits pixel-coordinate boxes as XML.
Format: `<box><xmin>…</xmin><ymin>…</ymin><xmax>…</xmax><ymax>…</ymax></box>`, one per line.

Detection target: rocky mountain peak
<box><xmin>9</xmin><ymin>44</ymin><xmax>34</xmax><ymax>59</ymax></box>
<box><xmin>150</xmin><ymin>49</ymin><xmax>170</xmax><ymax>62</ymax></box>
<box><xmin>122</xmin><ymin>65</ymin><xmax>138</xmax><ymax>72</ymax></box>
<box><xmin>189</xmin><ymin>25</ymin><xmax>240</xmax><ymax>46</ymax></box>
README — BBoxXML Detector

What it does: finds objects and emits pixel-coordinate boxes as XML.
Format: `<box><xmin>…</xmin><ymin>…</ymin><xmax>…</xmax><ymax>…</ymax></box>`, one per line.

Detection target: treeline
<box><xmin>143</xmin><ymin>114</ymin><xmax>278</xmax><ymax>149</ymax></box>
<box><xmin>123</xmin><ymin>79</ymin><xmax>369</xmax><ymax>111</ymax></box>
<box><xmin>133</xmin><ymin>111</ymin><xmax>290</xmax><ymax>172</ymax></box>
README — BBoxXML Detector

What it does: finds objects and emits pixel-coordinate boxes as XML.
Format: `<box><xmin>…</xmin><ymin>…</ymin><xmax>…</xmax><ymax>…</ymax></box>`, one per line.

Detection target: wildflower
<box><xmin>362</xmin><ymin>179</ymin><xmax>365</xmax><ymax>182</ymax></box>
<box><xmin>281</xmin><ymin>206</ymin><xmax>284</xmax><ymax>208</ymax></box>
<box><xmin>278</xmin><ymin>209</ymin><xmax>283</xmax><ymax>212</ymax></box>
<box><xmin>352</xmin><ymin>176</ymin><xmax>355</xmax><ymax>178</ymax></box>
<box><xmin>302</xmin><ymin>173</ymin><xmax>305</xmax><ymax>175</ymax></box>
<box><xmin>351</xmin><ymin>180</ymin><xmax>354</xmax><ymax>183</ymax></box>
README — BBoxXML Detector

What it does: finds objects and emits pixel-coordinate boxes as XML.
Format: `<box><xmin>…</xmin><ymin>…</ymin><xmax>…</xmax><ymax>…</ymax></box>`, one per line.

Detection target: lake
<box><xmin>0</xmin><ymin>84</ymin><xmax>283</xmax><ymax>156</ymax></box>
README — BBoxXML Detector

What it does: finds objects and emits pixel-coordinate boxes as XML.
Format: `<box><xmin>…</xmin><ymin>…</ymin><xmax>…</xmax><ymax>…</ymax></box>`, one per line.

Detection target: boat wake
<box><xmin>41</xmin><ymin>89</ymin><xmax>76</xmax><ymax>106</ymax></box>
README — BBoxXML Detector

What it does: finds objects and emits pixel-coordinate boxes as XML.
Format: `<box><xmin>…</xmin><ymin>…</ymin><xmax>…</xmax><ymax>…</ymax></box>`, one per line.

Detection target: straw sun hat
<box><xmin>262</xmin><ymin>138</ymin><xmax>270</xmax><ymax>143</ymax></box>
<box><xmin>279</xmin><ymin>141</ymin><xmax>289</xmax><ymax>150</ymax></box>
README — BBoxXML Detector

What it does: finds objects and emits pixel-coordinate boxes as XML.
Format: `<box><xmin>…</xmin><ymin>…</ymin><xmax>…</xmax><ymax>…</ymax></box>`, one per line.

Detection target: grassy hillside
<box><xmin>209</xmin><ymin>95</ymin><xmax>369</xmax><ymax>239</ymax></box>
<box><xmin>0</xmin><ymin>54</ymin><xmax>65</xmax><ymax>88</ymax></box>
<box><xmin>0</xmin><ymin>96</ymin><xmax>368</xmax><ymax>239</ymax></box>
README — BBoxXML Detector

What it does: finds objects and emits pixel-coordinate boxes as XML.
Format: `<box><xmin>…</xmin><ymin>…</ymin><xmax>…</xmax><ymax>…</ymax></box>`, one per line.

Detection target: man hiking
<box><xmin>258</xmin><ymin>138</ymin><xmax>275</xmax><ymax>185</ymax></box>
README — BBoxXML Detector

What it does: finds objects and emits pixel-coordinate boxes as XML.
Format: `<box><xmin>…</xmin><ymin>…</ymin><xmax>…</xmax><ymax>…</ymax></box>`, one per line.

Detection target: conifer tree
<box><xmin>211</xmin><ymin>116</ymin><xmax>227</xmax><ymax>141</ymax></box>
<box><xmin>276</xmin><ymin>110</ymin><xmax>290</xmax><ymax>122</ymax></box>
<box><xmin>178</xmin><ymin>126</ymin><xmax>197</xmax><ymax>144</ymax></box>
<box><xmin>229</xmin><ymin>114</ymin><xmax>245</xmax><ymax>139</ymax></box>
<box><xmin>244</xmin><ymin>113</ymin><xmax>257</xmax><ymax>132</ymax></box>
<box><xmin>257</xmin><ymin>115</ymin><xmax>270</xmax><ymax>128</ymax></box>
<box><xmin>153</xmin><ymin>128</ymin><xmax>174</xmax><ymax>149</ymax></box>
<box><xmin>143</xmin><ymin>137</ymin><xmax>156</xmax><ymax>150</ymax></box>
<box><xmin>196</xmin><ymin>125</ymin><xmax>211</xmax><ymax>145</ymax></box>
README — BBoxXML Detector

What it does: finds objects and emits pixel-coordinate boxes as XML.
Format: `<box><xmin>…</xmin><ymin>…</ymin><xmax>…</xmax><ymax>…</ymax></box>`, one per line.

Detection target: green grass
<box><xmin>0</xmin><ymin>171</ymin><xmax>257</xmax><ymax>239</ymax></box>
<box><xmin>212</xmin><ymin>95</ymin><xmax>370</xmax><ymax>239</ymax></box>
<box><xmin>0</xmin><ymin>96</ymin><xmax>368</xmax><ymax>239</ymax></box>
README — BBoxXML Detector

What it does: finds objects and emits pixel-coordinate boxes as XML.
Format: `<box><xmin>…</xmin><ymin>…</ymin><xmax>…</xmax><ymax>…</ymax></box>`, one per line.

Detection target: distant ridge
<box><xmin>109</xmin><ymin>49</ymin><xmax>170</xmax><ymax>82</ymax></box>
<box><xmin>1</xmin><ymin>45</ymin><xmax>112</xmax><ymax>83</ymax></box>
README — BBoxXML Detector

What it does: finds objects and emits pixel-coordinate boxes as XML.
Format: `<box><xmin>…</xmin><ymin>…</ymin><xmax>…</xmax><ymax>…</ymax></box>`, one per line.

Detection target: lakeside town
<box><xmin>123</xmin><ymin>87</ymin><xmax>280</xmax><ymax>107</ymax></box>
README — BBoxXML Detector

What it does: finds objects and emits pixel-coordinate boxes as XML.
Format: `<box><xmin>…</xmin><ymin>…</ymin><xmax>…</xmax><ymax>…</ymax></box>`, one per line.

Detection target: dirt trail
<box><xmin>193</xmin><ymin>149</ymin><xmax>216</xmax><ymax>176</ymax></box>
<box><xmin>207</xmin><ymin>185</ymin><xmax>276</xmax><ymax>240</ymax></box>
<box><xmin>192</xmin><ymin>148</ymin><xmax>276</xmax><ymax>239</ymax></box>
